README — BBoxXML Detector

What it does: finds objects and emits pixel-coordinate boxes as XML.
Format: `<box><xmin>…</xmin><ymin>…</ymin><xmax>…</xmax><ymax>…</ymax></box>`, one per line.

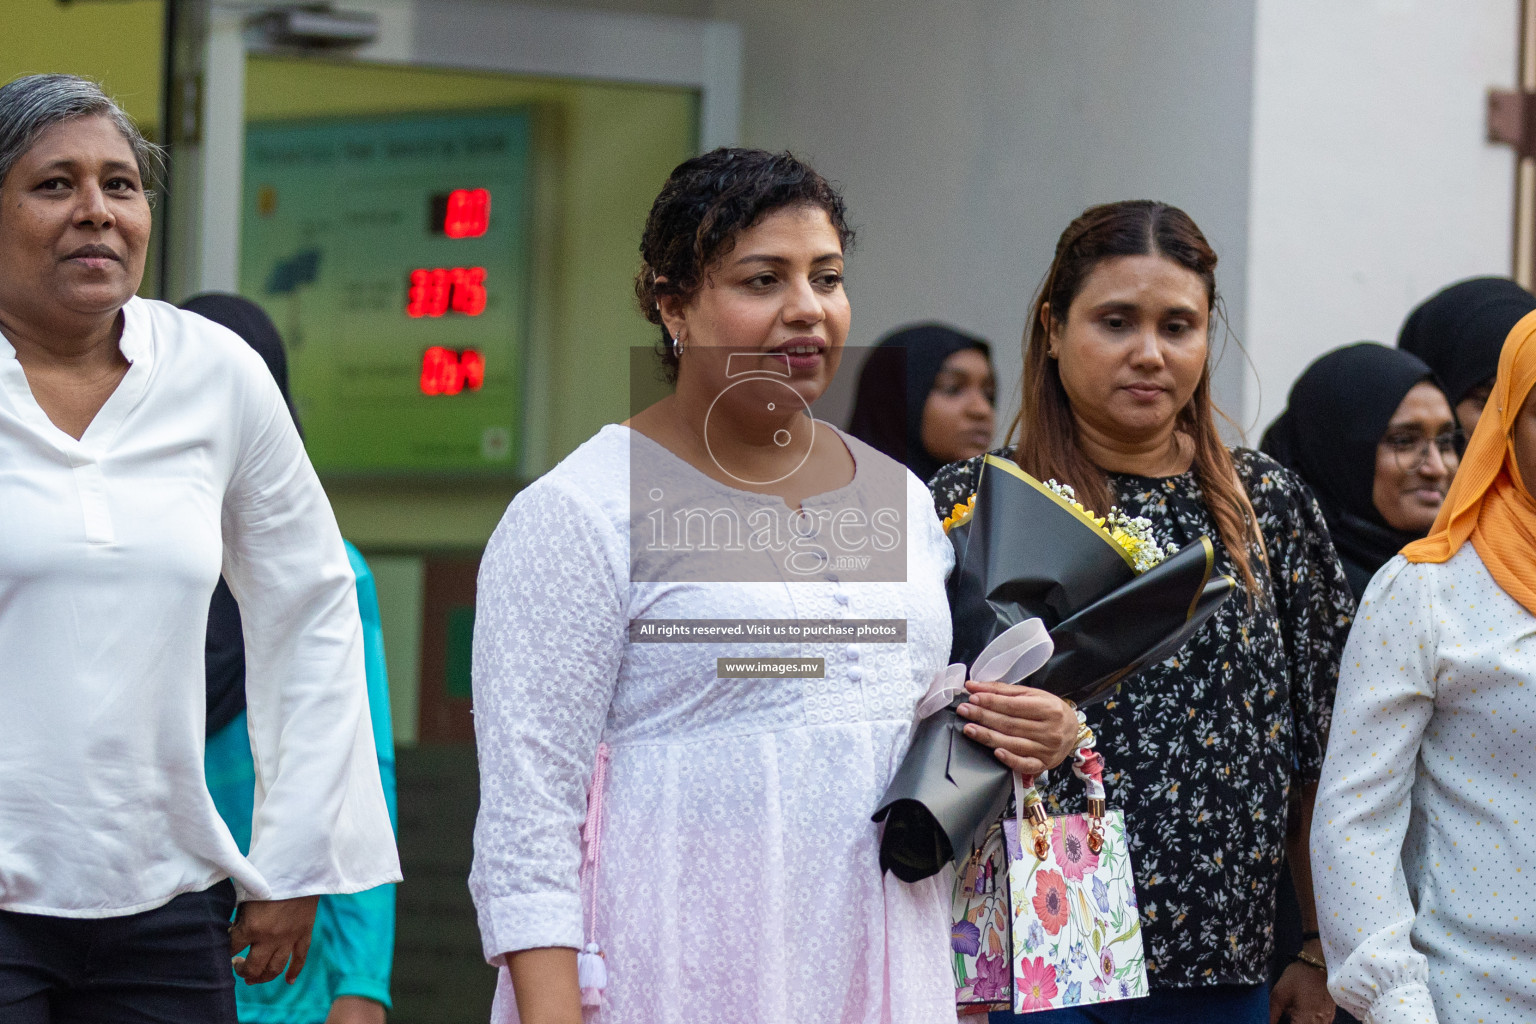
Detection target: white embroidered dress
<box><xmin>1312</xmin><ymin>548</ymin><xmax>1536</xmax><ymax>1024</ymax></box>
<box><xmin>470</xmin><ymin>424</ymin><xmax>960</xmax><ymax>1023</ymax></box>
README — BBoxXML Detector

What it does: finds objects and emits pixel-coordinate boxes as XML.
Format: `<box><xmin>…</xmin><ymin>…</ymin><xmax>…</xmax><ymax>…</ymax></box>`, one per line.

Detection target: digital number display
<box><xmin>242</xmin><ymin>110</ymin><xmax>529</xmax><ymax>476</ymax></box>
<box><xmin>406</xmin><ymin>266</ymin><xmax>488</xmax><ymax>317</ymax></box>
<box><xmin>420</xmin><ymin>346</ymin><xmax>486</xmax><ymax>396</ymax></box>
<box><xmin>430</xmin><ymin>188</ymin><xmax>491</xmax><ymax>238</ymax></box>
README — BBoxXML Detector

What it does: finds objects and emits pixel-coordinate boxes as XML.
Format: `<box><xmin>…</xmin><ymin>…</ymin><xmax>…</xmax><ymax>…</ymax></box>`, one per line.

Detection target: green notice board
<box><xmin>240</xmin><ymin>109</ymin><xmax>531</xmax><ymax>476</ymax></box>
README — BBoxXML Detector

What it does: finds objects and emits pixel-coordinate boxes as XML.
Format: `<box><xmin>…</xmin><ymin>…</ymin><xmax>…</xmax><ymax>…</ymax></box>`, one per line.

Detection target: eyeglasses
<box><xmin>1380</xmin><ymin>429</ymin><xmax>1464</xmax><ymax>473</ymax></box>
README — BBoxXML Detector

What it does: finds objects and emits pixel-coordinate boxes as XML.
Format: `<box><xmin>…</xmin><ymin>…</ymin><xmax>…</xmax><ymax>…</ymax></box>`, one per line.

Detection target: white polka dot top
<box><xmin>1312</xmin><ymin>546</ymin><xmax>1536</xmax><ymax>1024</ymax></box>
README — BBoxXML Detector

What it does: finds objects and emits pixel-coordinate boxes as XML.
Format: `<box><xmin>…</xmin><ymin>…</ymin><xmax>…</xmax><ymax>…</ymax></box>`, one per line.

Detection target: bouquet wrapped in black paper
<box><xmin>872</xmin><ymin>454</ymin><xmax>1233</xmax><ymax>882</ymax></box>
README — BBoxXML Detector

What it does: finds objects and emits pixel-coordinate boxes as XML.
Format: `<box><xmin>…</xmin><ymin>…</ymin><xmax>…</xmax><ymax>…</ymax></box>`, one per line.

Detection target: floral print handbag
<box><xmin>950</xmin><ymin>816</ymin><xmax>1014</xmax><ymax>1013</ymax></box>
<box><xmin>1008</xmin><ymin>732</ymin><xmax>1148</xmax><ymax>1013</ymax></box>
<box><xmin>949</xmin><ymin>722</ymin><xmax>1149</xmax><ymax>1015</ymax></box>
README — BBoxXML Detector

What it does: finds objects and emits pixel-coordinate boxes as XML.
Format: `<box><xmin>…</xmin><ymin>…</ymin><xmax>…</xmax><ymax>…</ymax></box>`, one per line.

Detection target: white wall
<box><xmin>711</xmin><ymin>0</ymin><xmax>1259</xmax><ymax>435</ymax></box>
<box><xmin>1243</xmin><ymin>0</ymin><xmax>1519</xmax><ymax>435</ymax></box>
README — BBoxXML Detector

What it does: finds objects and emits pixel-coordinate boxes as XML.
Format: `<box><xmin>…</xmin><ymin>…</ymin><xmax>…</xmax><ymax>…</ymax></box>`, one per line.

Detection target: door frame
<box><xmin>164</xmin><ymin>0</ymin><xmax>741</xmax><ymax>300</ymax></box>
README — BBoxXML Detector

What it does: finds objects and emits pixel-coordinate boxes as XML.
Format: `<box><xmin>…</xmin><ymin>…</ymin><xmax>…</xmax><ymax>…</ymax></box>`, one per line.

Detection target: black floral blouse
<box><xmin>930</xmin><ymin>447</ymin><xmax>1353</xmax><ymax>988</ymax></box>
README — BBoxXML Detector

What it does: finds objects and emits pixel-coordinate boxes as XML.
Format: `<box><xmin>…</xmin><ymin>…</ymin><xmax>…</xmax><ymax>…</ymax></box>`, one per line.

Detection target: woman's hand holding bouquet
<box><xmin>873</xmin><ymin>456</ymin><xmax>1233</xmax><ymax>882</ymax></box>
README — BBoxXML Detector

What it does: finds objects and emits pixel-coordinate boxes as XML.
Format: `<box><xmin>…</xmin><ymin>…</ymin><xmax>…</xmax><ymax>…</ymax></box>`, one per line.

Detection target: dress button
<box><xmin>834</xmin><ymin>592</ymin><xmax>850</xmax><ymax>606</ymax></box>
<box><xmin>847</xmin><ymin>666</ymin><xmax>864</xmax><ymax>681</ymax></box>
<box><xmin>847</xmin><ymin>646</ymin><xmax>860</xmax><ymax>661</ymax></box>
<box><xmin>826</xmin><ymin>573</ymin><xmax>840</xmax><ymax>583</ymax></box>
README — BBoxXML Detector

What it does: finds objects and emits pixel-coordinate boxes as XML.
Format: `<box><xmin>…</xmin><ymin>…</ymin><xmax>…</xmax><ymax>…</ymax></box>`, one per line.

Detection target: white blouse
<box><xmin>0</xmin><ymin>296</ymin><xmax>400</xmax><ymax>918</ymax></box>
<box><xmin>470</xmin><ymin>424</ymin><xmax>961</xmax><ymax>1024</ymax></box>
<box><xmin>1312</xmin><ymin>547</ymin><xmax>1536</xmax><ymax>1024</ymax></box>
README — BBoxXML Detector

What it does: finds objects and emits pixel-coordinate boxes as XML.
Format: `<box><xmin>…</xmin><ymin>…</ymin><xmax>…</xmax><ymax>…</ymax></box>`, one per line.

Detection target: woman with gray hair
<box><xmin>0</xmin><ymin>74</ymin><xmax>399</xmax><ymax>1022</ymax></box>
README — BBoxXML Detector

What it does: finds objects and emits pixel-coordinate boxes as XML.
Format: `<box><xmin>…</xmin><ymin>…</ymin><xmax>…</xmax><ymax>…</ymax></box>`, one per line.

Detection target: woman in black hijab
<box><xmin>1398</xmin><ymin>276</ymin><xmax>1536</xmax><ymax>436</ymax></box>
<box><xmin>1262</xmin><ymin>342</ymin><xmax>1458</xmax><ymax>600</ymax></box>
<box><xmin>1261</xmin><ymin>342</ymin><xmax>1457</xmax><ymax>1024</ymax></box>
<box><xmin>847</xmin><ymin>323</ymin><xmax>995</xmax><ymax>483</ymax></box>
<box><xmin>181</xmin><ymin>292</ymin><xmax>399</xmax><ymax>1024</ymax></box>
<box><xmin>180</xmin><ymin>293</ymin><xmax>300</xmax><ymax>735</ymax></box>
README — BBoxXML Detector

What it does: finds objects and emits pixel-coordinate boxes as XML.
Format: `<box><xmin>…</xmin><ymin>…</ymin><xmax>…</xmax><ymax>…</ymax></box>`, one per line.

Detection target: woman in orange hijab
<box><xmin>1310</xmin><ymin>311</ymin><xmax>1536</xmax><ymax>1024</ymax></box>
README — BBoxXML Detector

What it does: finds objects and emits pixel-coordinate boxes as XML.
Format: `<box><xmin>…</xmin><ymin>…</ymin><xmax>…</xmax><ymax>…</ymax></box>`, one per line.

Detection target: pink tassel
<box><xmin>578</xmin><ymin>941</ymin><xmax>607</xmax><ymax>1006</ymax></box>
<box><xmin>578</xmin><ymin>745</ymin><xmax>611</xmax><ymax>1012</ymax></box>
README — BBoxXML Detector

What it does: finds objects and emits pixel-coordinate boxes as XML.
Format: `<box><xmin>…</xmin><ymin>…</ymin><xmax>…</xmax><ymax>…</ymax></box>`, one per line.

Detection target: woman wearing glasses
<box><xmin>1262</xmin><ymin>342</ymin><xmax>1460</xmax><ymax>602</ymax></box>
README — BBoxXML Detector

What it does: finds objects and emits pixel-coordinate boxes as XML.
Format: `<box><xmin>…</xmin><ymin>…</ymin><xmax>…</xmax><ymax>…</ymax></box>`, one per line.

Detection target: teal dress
<box><xmin>205</xmin><ymin>542</ymin><xmax>398</xmax><ymax>1021</ymax></box>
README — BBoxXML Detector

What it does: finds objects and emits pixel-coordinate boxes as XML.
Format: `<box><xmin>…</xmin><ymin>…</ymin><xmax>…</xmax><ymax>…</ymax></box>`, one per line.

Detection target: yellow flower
<box><xmin>1044</xmin><ymin>479</ymin><xmax>1173</xmax><ymax>573</ymax></box>
<box><xmin>942</xmin><ymin>493</ymin><xmax>977</xmax><ymax>533</ymax></box>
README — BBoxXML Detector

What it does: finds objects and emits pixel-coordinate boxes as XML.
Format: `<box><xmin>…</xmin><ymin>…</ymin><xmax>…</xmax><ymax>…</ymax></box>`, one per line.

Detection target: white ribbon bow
<box><xmin>915</xmin><ymin>617</ymin><xmax>1055</xmax><ymax>719</ymax></box>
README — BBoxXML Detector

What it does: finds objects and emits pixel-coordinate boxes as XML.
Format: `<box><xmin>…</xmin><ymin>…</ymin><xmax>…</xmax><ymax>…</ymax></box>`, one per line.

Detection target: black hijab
<box><xmin>1260</xmin><ymin>342</ymin><xmax>1438</xmax><ymax>602</ymax></box>
<box><xmin>180</xmin><ymin>293</ymin><xmax>301</xmax><ymax>735</ymax></box>
<box><xmin>1398</xmin><ymin>277</ymin><xmax>1536</xmax><ymax>407</ymax></box>
<box><xmin>847</xmin><ymin>323</ymin><xmax>991</xmax><ymax>483</ymax></box>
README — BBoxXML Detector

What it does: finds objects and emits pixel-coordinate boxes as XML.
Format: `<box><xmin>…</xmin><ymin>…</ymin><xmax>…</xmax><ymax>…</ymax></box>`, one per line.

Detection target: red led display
<box><xmin>406</xmin><ymin>267</ymin><xmax>487</xmax><ymax>318</ymax></box>
<box><xmin>420</xmin><ymin>346</ymin><xmax>486</xmax><ymax>396</ymax></box>
<box><xmin>441</xmin><ymin>188</ymin><xmax>490</xmax><ymax>238</ymax></box>
<box><xmin>460</xmin><ymin>348</ymin><xmax>485</xmax><ymax>390</ymax></box>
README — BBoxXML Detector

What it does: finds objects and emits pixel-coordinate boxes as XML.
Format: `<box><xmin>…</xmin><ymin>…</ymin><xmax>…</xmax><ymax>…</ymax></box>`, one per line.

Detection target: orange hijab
<box><xmin>1402</xmin><ymin>309</ymin><xmax>1536</xmax><ymax>615</ymax></box>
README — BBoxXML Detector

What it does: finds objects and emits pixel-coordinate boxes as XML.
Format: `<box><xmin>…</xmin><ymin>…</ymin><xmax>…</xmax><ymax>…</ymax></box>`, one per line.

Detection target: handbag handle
<box><xmin>1013</xmin><ymin>707</ymin><xmax>1107</xmax><ymax>860</ymax></box>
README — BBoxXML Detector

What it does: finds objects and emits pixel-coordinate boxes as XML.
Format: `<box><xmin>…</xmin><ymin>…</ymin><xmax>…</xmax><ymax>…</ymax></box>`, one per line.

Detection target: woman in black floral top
<box><xmin>937</xmin><ymin>202</ymin><xmax>1353</xmax><ymax>1024</ymax></box>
